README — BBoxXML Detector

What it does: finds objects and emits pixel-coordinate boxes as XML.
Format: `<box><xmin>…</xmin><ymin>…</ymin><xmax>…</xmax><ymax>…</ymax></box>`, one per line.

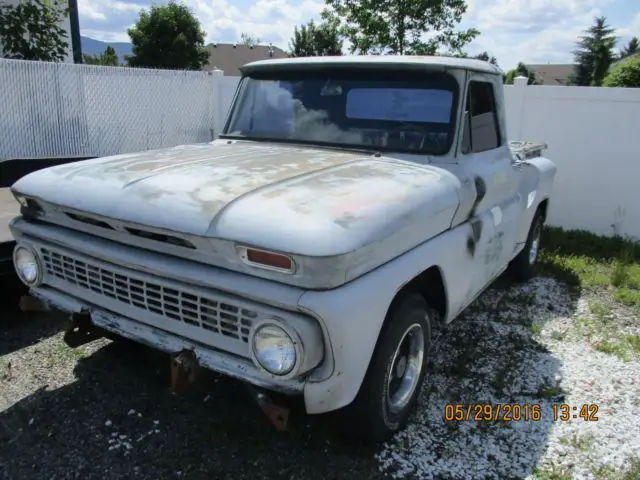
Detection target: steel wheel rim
<box><xmin>529</xmin><ymin>222</ymin><xmax>542</xmax><ymax>265</ymax></box>
<box><xmin>386</xmin><ymin>323</ymin><xmax>425</xmax><ymax>414</ymax></box>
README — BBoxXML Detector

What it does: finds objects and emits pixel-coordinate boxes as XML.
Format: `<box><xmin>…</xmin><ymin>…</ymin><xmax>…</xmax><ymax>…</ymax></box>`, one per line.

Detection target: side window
<box><xmin>461</xmin><ymin>81</ymin><xmax>500</xmax><ymax>154</ymax></box>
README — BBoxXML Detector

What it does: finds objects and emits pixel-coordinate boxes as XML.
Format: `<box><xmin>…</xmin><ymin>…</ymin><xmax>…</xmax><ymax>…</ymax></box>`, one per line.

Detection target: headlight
<box><xmin>251</xmin><ymin>323</ymin><xmax>297</xmax><ymax>376</ymax></box>
<box><xmin>13</xmin><ymin>245</ymin><xmax>41</xmax><ymax>286</ymax></box>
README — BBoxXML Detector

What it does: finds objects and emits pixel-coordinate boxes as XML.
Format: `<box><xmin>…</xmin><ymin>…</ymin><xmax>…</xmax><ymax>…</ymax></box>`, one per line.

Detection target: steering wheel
<box><xmin>386</xmin><ymin>122</ymin><xmax>433</xmax><ymax>150</ymax></box>
<box><xmin>387</xmin><ymin>122</ymin><xmax>431</xmax><ymax>135</ymax></box>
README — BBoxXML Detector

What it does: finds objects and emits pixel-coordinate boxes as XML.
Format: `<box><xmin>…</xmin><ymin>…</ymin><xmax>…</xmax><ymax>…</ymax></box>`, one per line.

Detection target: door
<box><xmin>457</xmin><ymin>75</ymin><xmax>524</xmax><ymax>305</ymax></box>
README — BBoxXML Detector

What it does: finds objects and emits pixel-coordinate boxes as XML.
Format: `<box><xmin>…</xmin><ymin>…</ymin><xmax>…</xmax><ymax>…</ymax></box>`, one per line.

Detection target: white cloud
<box><xmin>475</xmin><ymin>0</ymin><xmax>612</xmax><ymax>32</ymax></box>
<box><xmin>617</xmin><ymin>11</ymin><xmax>640</xmax><ymax>41</ymax></box>
<box><xmin>80</xmin><ymin>0</ymin><xmax>636</xmax><ymax>72</ymax></box>
<box><xmin>463</xmin><ymin>0</ymin><xmax>620</xmax><ymax>70</ymax></box>
<box><xmin>79</xmin><ymin>2</ymin><xmax>107</xmax><ymax>21</ymax></box>
<box><xmin>80</xmin><ymin>0</ymin><xmax>146</xmax><ymax>20</ymax></box>
<box><xmin>188</xmin><ymin>0</ymin><xmax>324</xmax><ymax>44</ymax></box>
<box><xmin>82</xmin><ymin>29</ymin><xmax>132</xmax><ymax>43</ymax></box>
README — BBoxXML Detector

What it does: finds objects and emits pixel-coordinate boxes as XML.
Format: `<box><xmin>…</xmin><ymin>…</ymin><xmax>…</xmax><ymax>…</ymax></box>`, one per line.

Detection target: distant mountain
<box><xmin>81</xmin><ymin>36</ymin><xmax>133</xmax><ymax>63</ymax></box>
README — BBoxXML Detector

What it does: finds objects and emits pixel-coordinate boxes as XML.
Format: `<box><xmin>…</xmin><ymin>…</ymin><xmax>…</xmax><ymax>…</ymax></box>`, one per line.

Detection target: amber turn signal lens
<box><xmin>246</xmin><ymin>249</ymin><xmax>293</xmax><ymax>271</ymax></box>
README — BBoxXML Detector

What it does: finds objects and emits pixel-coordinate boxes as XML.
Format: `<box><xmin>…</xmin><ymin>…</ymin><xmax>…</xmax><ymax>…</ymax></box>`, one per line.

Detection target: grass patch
<box><xmin>592</xmin><ymin>334</ymin><xmax>640</xmax><ymax>362</ymax></box>
<box><xmin>541</xmin><ymin>227</ymin><xmax>640</xmax><ymax>263</ymax></box>
<box><xmin>593</xmin><ymin>338</ymin><xmax>632</xmax><ymax>362</ymax></box>
<box><xmin>615</xmin><ymin>287</ymin><xmax>640</xmax><ymax>307</ymax></box>
<box><xmin>628</xmin><ymin>335</ymin><xmax>640</xmax><ymax>355</ymax></box>
<box><xmin>540</xmin><ymin>227</ymin><xmax>640</xmax><ymax>297</ymax></box>
<box><xmin>44</xmin><ymin>340</ymin><xmax>88</xmax><ymax>368</ymax></box>
<box><xmin>539</xmin><ymin>227</ymin><xmax>640</xmax><ymax>353</ymax></box>
<box><xmin>530</xmin><ymin>323</ymin><xmax>543</xmax><ymax>335</ymax></box>
<box><xmin>559</xmin><ymin>433</ymin><xmax>594</xmax><ymax>452</ymax></box>
<box><xmin>624</xmin><ymin>459</ymin><xmax>640</xmax><ymax>480</ymax></box>
<box><xmin>537</xmin><ymin>385</ymin><xmax>563</xmax><ymax>398</ymax></box>
<box><xmin>592</xmin><ymin>458</ymin><xmax>640</xmax><ymax>479</ymax></box>
<box><xmin>532</xmin><ymin>464</ymin><xmax>573</xmax><ymax>480</ymax></box>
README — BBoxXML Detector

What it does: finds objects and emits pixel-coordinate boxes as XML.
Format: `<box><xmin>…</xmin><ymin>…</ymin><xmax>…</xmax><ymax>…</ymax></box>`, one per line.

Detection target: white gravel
<box><xmin>376</xmin><ymin>277</ymin><xmax>640</xmax><ymax>479</ymax></box>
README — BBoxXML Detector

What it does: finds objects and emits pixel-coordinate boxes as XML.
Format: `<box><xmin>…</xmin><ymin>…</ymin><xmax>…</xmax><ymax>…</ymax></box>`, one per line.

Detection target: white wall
<box><xmin>0</xmin><ymin>0</ymin><xmax>73</xmax><ymax>63</ymax></box>
<box><xmin>505</xmin><ymin>79</ymin><xmax>640</xmax><ymax>239</ymax></box>
<box><xmin>216</xmin><ymin>74</ymin><xmax>640</xmax><ymax>239</ymax></box>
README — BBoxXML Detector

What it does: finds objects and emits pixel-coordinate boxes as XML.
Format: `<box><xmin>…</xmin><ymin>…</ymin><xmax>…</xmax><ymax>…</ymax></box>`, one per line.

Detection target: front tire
<box><xmin>343</xmin><ymin>293</ymin><xmax>434</xmax><ymax>443</ymax></box>
<box><xmin>509</xmin><ymin>210</ymin><xmax>544</xmax><ymax>281</ymax></box>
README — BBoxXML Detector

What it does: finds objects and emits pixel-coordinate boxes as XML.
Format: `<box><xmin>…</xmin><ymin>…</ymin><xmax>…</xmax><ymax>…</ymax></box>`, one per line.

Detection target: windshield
<box><xmin>222</xmin><ymin>68</ymin><xmax>459</xmax><ymax>155</ymax></box>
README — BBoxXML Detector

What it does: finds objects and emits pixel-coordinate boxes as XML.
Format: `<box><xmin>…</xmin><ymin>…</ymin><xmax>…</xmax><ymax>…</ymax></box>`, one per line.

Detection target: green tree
<box><xmin>0</xmin><ymin>0</ymin><xmax>69</xmax><ymax>62</ymax></box>
<box><xmin>504</xmin><ymin>62</ymin><xmax>537</xmax><ymax>85</ymax></box>
<box><xmin>83</xmin><ymin>46</ymin><xmax>120</xmax><ymax>66</ymax></box>
<box><xmin>474</xmin><ymin>51</ymin><xmax>498</xmax><ymax>65</ymax></box>
<box><xmin>239</xmin><ymin>32</ymin><xmax>260</xmax><ymax>47</ymax></box>
<box><xmin>603</xmin><ymin>56</ymin><xmax>640</xmax><ymax>87</ymax></box>
<box><xmin>619</xmin><ymin>36</ymin><xmax>639</xmax><ymax>59</ymax></box>
<box><xmin>127</xmin><ymin>1</ymin><xmax>208</xmax><ymax>70</ymax></box>
<box><xmin>289</xmin><ymin>19</ymin><xmax>342</xmax><ymax>56</ymax></box>
<box><xmin>322</xmin><ymin>0</ymin><xmax>479</xmax><ymax>56</ymax></box>
<box><xmin>570</xmin><ymin>16</ymin><xmax>617</xmax><ymax>86</ymax></box>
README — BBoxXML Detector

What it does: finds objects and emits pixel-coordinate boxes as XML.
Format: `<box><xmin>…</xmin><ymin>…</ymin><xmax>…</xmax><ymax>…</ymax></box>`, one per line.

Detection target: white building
<box><xmin>0</xmin><ymin>0</ymin><xmax>81</xmax><ymax>63</ymax></box>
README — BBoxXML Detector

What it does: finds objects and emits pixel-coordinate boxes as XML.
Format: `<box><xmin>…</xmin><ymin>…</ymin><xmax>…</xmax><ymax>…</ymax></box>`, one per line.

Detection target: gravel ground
<box><xmin>1</xmin><ymin>270</ymin><xmax>639</xmax><ymax>479</ymax></box>
<box><xmin>378</xmin><ymin>277</ymin><xmax>640</xmax><ymax>480</ymax></box>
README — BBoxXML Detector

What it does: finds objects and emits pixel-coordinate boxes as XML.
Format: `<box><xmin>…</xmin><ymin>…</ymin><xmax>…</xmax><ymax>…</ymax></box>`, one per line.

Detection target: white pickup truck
<box><xmin>9</xmin><ymin>56</ymin><xmax>556</xmax><ymax>442</ymax></box>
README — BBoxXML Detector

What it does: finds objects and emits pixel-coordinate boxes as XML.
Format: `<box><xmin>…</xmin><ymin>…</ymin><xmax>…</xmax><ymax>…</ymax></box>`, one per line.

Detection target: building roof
<box><xmin>525</xmin><ymin>64</ymin><xmax>576</xmax><ymax>85</ymax></box>
<box><xmin>242</xmin><ymin>55</ymin><xmax>505</xmax><ymax>76</ymax></box>
<box><xmin>203</xmin><ymin>43</ymin><xmax>289</xmax><ymax>76</ymax></box>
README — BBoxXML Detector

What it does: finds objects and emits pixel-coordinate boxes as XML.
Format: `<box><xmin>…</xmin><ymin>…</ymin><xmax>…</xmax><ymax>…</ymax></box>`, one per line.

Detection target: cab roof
<box><xmin>241</xmin><ymin>55</ymin><xmax>503</xmax><ymax>76</ymax></box>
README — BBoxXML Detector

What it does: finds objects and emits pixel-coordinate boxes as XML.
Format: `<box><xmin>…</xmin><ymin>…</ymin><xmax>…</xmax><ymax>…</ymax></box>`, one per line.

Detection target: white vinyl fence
<box><xmin>505</xmin><ymin>78</ymin><xmax>640</xmax><ymax>239</ymax></box>
<box><xmin>0</xmin><ymin>58</ymin><xmax>219</xmax><ymax>159</ymax></box>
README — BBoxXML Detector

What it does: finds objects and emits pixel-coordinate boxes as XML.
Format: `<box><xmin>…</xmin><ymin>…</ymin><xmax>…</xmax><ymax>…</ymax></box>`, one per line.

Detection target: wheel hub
<box><xmin>529</xmin><ymin>223</ymin><xmax>542</xmax><ymax>265</ymax></box>
<box><xmin>395</xmin><ymin>356</ymin><xmax>407</xmax><ymax>378</ymax></box>
<box><xmin>386</xmin><ymin>323</ymin><xmax>425</xmax><ymax>414</ymax></box>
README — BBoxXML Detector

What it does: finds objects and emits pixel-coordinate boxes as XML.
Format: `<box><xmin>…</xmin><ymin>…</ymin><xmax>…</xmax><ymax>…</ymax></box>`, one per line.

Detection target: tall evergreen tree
<box><xmin>619</xmin><ymin>36</ymin><xmax>639</xmax><ymax>59</ymax></box>
<box><xmin>570</xmin><ymin>16</ymin><xmax>617</xmax><ymax>86</ymax></box>
<box><xmin>83</xmin><ymin>46</ymin><xmax>119</xmax><ymax>66</ymax></box>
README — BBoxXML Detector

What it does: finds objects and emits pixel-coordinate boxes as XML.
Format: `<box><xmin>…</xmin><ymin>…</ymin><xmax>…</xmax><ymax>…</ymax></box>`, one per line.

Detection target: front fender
<box><xmin>298</xmin><ymin>220</ymin><xmax>475</xmax><ymax>414</ymax></box>
<box><xmin>516</xmin><ymin>155</ymin><xmax>557</xmax><ymax>244</ymax></box>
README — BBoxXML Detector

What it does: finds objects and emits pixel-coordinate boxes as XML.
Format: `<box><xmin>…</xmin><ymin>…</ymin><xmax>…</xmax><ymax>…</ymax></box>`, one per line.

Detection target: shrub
<box><xmin>603</xmin><ymin>56</ymin><xmax>640</xmax><ymax>87</ymax></box>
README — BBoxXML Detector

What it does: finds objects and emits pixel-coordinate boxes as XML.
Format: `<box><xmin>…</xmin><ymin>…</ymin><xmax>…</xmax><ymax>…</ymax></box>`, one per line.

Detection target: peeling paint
<box><xmin>491</xmin><ymin>206</ymin><xmax>503</xmax><ymax>227</ymax></box>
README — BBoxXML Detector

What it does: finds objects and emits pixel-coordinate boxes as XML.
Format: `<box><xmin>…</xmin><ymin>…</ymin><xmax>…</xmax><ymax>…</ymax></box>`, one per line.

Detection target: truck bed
<box><xmin>0</xmin><ymin>188</ymin><xmax>19</xmax><ymax>275</ymax></box>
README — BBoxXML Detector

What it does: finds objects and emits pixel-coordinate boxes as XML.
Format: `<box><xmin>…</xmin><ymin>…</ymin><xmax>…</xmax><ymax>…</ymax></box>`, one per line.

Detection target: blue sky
<box><xmin>79</xmin><ymin>0</ymin><xmax>640</xmax><ymax>71</ymax></box>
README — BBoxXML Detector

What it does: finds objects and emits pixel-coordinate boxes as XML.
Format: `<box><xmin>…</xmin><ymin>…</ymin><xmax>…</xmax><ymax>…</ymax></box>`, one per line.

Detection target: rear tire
<box><xmin>509</xmin><ymin>210</ymin><xmax>544</xmax><ymax>281</ymax></box>
<box><xmin>341</xmin><ymin>293</ymin><xmax>434</xmax><ymax>443</ymax></box>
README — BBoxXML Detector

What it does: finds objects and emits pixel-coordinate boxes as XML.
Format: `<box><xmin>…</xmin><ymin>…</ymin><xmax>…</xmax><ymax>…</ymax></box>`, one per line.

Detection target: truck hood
<box><xmin>12</xmin><ymin>139</ymin><xmax>461</xmax><ymax>256</ymax></box>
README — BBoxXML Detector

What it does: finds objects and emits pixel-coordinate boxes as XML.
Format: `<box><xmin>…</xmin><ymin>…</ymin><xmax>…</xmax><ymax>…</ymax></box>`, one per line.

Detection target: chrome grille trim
<box><xmin>40</xmin><ymin>248</ymin><xmax>258</xmax><ymax>346</ymax></box>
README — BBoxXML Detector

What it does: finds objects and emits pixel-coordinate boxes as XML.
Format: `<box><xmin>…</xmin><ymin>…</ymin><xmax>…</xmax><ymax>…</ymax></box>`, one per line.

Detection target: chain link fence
<box><xmin>0</xmin><ymin>59</ymin><xmax>217</xmax><ymax>160</ymax></box>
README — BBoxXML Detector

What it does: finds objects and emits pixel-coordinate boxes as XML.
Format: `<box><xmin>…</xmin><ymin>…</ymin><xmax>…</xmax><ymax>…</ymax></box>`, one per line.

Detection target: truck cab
<box><xmin>9</xmin><ymin>56</ymin><xmax>556</xmax><ymax>442</ymax></box>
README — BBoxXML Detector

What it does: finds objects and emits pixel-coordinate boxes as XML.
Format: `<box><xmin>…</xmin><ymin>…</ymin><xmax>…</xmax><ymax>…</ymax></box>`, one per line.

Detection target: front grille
<box><xmin>41</xmin><ymin>248</ymin><xmax>257</xmax><ymax>344</ymax></box>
